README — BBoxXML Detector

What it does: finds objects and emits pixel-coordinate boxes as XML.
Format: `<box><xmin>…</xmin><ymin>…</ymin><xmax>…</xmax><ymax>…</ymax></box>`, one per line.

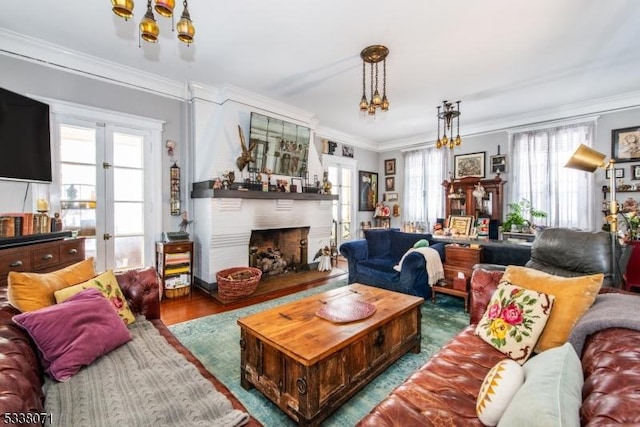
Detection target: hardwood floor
<box><xmin>160</xmin><ymin>258</ymin><xmax>348</xmax><ymax>326</ymax></box>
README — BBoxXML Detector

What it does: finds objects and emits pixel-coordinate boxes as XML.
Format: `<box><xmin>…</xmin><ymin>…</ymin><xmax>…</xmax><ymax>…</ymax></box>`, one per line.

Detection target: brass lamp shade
<box><xmin>565</xmin><ymin>144</ymin><xmax>607</xmax><ymax>172</ymax></box>
<box><xmin>176</xmin><ymin>5</ymin><xmax>195</xmax><ymax>44</ymax></box>
<box><xmin>154</xmin><ymin>0</ymin><xmax>175</xmax><ymax>17</ymax></box>
<box><xmin>112</xmin><ymin>0</ymin><xmax>134</xmax><ymax>20</ymax></box>
<box><xmin>140</xmin><ymin>11</ymin><xmax>159</xmax><ymax>42</ymax></box>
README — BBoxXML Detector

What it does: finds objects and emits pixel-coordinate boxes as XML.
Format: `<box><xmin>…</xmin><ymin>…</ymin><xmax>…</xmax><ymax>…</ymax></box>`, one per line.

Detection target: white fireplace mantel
<box><xmin>192</xmin><ymin>196</ymin><xmax>334</xmax><ymax>291</ymax></box>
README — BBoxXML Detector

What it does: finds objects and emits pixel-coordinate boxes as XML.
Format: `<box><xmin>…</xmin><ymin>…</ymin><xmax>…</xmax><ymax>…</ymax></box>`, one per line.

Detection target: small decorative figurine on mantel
<box><xmin>322</xmin><ymin>171</ymin><xmax>332</xmax><ymax>194</ymax></box>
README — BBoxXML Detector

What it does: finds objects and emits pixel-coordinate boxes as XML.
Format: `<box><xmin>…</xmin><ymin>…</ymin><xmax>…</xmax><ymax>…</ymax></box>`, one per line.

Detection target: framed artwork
<box><xmin>385</xmin><ymin>176</ymin><xmax>395</xmax><ymax>191</ymax></box>
<box><xmin>632</xmin><ymin>164</ymin><xmax>640</xmax><ymax>180</ymax></box>
<box><xmin>454</xmin><ymin>152</ymin><xmax>485</xmax><ymax>179</ymax></box>
<box><xmin>342</xmin><ymin>144</ymin><xmax>354</xmax><ymax>158</ymax></box>
<box><xmin>612</xmin><ymin>126</ymin><xmax>640</xmax><ymax>162</ymax></box>
<box><xmin>385</xmin><ymin>192</ymin><xmax>398</xmax><ymax>202</ymax></box>
<box><xmin>358</xmin><ymin>170</ymin><xmax>378</xmax><ymax>211</ymax></box>
<box><xmin>605</xmin><ymin>168</ymin><xmax>624</xmax><ymax>179</ymax></box>
<box><xmin>385</xmin><ymin>158</ymin><xmax>396</xmax><ymax>175</ymax></box>
<box><xmin>447</xmin><ymin>215</ymin><xmax>474</xmax><ymax>237</ymax></box>
<box><xmin>490</xmin><ymin>154</ymin><xmax>507</xmax><ymax>174</ymax></box>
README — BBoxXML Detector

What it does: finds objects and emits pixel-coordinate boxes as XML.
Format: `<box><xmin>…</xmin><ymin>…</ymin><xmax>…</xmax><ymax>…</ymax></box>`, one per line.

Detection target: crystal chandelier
<box><xmin>435</xmin><ymin>100</ymin><xmax>462</xmax><ymax>149</ymax></box>
<box><xmin>110</xmin><ymin>0</ymin><xmax>195</xmax><ymax>46</ymax></box>
<box><xmin>358</xmin><ymin>45</ymin><xmax>389</xmax><ymax>117</ymax></box>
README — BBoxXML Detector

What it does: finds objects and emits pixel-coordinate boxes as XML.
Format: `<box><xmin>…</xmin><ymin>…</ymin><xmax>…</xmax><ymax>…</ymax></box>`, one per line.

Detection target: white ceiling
<box><xmin>2</xmin><ymin>1</ymin><xmax>640</xmax><ymax>151</ymax></box>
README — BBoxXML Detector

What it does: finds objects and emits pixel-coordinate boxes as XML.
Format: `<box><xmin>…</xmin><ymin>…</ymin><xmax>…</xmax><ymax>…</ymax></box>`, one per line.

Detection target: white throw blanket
<box><xmin>393</xmin><ymin>247</ymin><xmax>445</xmax><ymax>286</ymax></box>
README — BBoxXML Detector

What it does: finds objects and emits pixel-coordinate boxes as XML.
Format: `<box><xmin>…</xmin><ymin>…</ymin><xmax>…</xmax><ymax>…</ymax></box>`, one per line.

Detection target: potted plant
<box><xmin>501</xmin><ymin>199</ymin><xmax>547</xmax><ymax>233</ymax></box>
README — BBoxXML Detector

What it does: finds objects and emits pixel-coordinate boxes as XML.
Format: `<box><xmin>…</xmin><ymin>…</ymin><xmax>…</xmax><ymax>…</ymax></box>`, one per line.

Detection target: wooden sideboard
<box><xmin>0</xmin><ymin>237</ymin><xmax>86</xmax><ymax>288</ymax></box>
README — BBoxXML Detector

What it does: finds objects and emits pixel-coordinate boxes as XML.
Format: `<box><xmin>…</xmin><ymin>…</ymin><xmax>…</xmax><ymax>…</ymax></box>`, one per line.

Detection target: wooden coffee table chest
<box><xmin>237</xmin><ymin>284</ymin><xmax>423</xmax><ymax>426</ymax></box>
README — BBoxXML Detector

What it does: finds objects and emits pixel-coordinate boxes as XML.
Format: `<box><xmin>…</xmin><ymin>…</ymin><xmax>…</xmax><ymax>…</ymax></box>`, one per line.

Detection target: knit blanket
<box><xmin>393</xmin><ymin>247</ymin><xmax>445</xmax><ymax>286</ymax></box>
<box><xmin>44</xmin><ymin>318</ymin><xmax>249</xmax><ymax>427</ymax></box>
<box><xmin>567</xmin><ymin>293</ymin><xmax>640</xmax><ymax>356</ymax></box>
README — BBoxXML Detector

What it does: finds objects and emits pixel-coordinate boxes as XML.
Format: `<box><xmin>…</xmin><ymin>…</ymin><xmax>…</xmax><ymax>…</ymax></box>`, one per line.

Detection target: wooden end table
<box><xmin>237</xmin><ymin>284</ymin><xmax>423</xmax><ymax>426</ymax></box>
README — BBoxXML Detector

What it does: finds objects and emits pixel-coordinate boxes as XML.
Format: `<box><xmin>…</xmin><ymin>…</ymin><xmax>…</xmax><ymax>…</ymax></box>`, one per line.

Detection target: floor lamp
<box><xmin>565</xmin><ymin>144</ymin><xmax>621</xmax><ymax>287</ymax></box>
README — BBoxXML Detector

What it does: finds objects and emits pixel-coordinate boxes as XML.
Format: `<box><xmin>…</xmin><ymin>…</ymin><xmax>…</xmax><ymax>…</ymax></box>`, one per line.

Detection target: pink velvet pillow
<box><xmin>12</xmin><ymin>288</ymin><xmax>132</xmax><ymax>381</ymax></box>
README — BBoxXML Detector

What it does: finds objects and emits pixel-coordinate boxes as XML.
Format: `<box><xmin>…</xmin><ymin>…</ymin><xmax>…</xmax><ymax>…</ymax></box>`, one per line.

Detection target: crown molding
<box><xmin>188</xmin><ymin>82</ymin><xmax>317</xmax><ymax>127</ymax></box>
<box><xmin>380</xmin><ymin>90</ymin><xmax>640</xmax><ymax>152</ymax></box>
<box><xmin>315</xmin><ymin>125</ymin><xmax>377</xmax><ymax>150</ymax></box>
<box><xmin>0</xmin><ymin>28</ymin><xmax>187</xmax><ymax>100</ymax></box>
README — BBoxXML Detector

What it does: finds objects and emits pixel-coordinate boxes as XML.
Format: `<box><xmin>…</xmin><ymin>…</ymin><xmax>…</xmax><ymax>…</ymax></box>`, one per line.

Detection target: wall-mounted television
<box><xmin>0</xmin><ymin>87</ymin><xmax>52</xmax><ymax>183</ymax></box>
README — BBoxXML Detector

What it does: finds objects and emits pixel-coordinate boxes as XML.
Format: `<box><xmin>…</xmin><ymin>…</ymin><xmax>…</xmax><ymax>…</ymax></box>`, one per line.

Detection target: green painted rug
<box><xmin>169</xmin><ymin>281</ymin><xmax>469</xmax><ymax>426</ymax></box>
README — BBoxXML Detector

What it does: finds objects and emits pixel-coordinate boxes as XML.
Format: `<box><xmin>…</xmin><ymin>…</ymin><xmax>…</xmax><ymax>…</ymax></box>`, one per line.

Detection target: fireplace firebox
<box><xmin>249</xmin><ymin>227</ymin><xmax>310</xmax><ymax>276</ymax></box>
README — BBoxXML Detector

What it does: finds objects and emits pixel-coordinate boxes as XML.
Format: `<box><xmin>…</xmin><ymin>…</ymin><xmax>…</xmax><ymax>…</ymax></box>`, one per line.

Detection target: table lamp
<box><xmin>565</xmin><ymin>143</ymin><xmax>622</xmax><ymax>286</ymax></box>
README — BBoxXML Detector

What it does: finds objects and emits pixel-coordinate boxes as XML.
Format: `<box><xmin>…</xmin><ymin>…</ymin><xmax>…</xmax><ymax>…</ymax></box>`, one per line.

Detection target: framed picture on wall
<box><xmin>358</xmin><ymin>170</ymin><xmax>378</xmax><ymax>211</ymax></box>
<box><xmin>385</xmin><ymin>192</ymin><xmax>398</xmax><ymax>202</ymax></box>
<box><xmin>385</xmin><ymin>159</ymin><xmax>396</xmax><ymax>175</ymax></box>
<box><xmin>342</xmin><ymin>144</ymin><xmax>354</xmax><ymax>158</ymax></box>
<box><xmin>612</xmin><ymin>126</ymin><xmax>640</xmax><ymax>162</ymax></box>
<box><xmin>490</xmin><ymin>154</ymin><xmax>507</xmax><ymax>174</ymax></box>
<box><xmin>632</xmin><ymin>164</ymin><xmax>640</xmax><ymax>180</ymax></box>
<box><xmin>454</xmin><ymin>152</ymin><xmax>485</xmax><ymax>179</ymax></box>
<box><xmin>605</xmin><ymin>168</ymin><xmax>624</xmax><ymax>179</ymax></box>
<box><xmin>385</xmin><ymin>176</ymin><xmax>395</xmax><ymax>191</ymax></box>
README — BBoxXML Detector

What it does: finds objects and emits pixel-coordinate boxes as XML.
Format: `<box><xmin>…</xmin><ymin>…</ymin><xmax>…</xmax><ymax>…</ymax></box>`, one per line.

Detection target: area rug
<box><xmin>169</xmin><ymin>280</ymin><xmax>469</xmax><ymax>426</ymax></box>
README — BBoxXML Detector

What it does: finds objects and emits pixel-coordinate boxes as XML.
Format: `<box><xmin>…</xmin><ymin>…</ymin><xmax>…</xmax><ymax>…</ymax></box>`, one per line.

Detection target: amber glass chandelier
<box><xmin>359</xmin><ymin>45</ymin><xmax>389</xmax><ymax>117</ymax></box>
<box><xmin>110</xmin><ymin>0</ymin><xmax>195</xmax><ymax>46</ymax></box>
<box><xmin>435</xmin><ymin>100</ymin><xmax>462</xmax><ymax>149</ymax></box>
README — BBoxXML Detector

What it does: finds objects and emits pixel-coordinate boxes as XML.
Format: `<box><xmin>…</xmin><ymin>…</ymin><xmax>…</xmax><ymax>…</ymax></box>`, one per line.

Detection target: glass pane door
<box><xmin>59</xmin><ymin>124</ymin><xmax>98</xmax><ymax>262</ymax></box>
<box><xmin>325</xmin><ymin>160</ymin><xmax>356</xmax><ymax>249</ymax></box>
<box><xmin>58</xmin><ymin>123</ymin><xmax>148</xmax><ymax>272</ymax></box>
<box><xmin>111</xmin><ymin>132</ymin><xmax>145</xmax><ymax>269</ymax></box>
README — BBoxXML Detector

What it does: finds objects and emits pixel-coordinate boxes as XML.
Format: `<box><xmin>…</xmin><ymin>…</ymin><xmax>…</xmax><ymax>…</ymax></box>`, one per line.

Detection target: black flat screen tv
<box><xmin>0</xmin><ymin>87</ymin><xmax>52</xmax><ymax>183</ymax></box>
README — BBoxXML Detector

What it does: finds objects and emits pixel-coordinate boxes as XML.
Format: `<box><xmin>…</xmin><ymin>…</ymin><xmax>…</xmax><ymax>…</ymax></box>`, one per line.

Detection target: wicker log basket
<box><xmin>216</xmin><ymin>267</ymin><xmax>262</xmax><ymax>300</ymax></box>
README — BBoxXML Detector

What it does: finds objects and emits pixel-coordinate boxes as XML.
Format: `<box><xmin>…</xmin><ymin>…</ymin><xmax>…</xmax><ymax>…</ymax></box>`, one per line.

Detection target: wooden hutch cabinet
<box><xmin>442</xmin><ymin>176</ymin><xmax>505</xmax><ymax>221</ymax></box>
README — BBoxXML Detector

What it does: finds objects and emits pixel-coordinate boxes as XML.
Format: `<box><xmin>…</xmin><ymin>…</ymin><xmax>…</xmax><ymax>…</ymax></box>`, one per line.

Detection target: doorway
<box><xmin>323</xmin><ymin>154</ymin><xmax>357</xmax><ymax>250</ymax></box>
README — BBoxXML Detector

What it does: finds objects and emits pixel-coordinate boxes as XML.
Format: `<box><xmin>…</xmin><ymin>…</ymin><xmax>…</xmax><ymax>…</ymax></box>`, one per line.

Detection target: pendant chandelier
<box><xmin>358</xmin><ymin>45</ymin><xmax>390</xmax><ymax>117</ymax></box>
<box><xmin>110</xmin><ymin>0</ymin><xmax>195</xmax><ymax>46</ymax></box>
<box><xmin>435</xmin><ymin>100</ymin><xmax>462</xmax><ymax>149</ymax></box>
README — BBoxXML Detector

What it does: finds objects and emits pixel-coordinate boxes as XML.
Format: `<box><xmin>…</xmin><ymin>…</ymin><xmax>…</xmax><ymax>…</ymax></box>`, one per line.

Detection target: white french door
<box><xmin>323</xmin><ymin>154</ymin><xmax>357</xmax><ymax>248</ymax></box>
<box><xmin>50</xmin><ymin>102</ymin><xmax>163</xmax><ymax>272</ymax></box>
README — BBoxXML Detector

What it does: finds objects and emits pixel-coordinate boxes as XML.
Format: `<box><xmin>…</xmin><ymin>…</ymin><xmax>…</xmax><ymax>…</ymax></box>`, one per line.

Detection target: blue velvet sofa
<box><xmin>339</xmin><ymin>229</ymin><xmax>446</xmax><ymax>299</ymax></box>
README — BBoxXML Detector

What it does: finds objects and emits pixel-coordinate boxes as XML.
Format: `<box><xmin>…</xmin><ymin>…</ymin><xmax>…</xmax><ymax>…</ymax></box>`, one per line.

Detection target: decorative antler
<box><xmin>236</xmin><ymin>125</ymin><xmax>258</xmax><ymax>171</ymax></box>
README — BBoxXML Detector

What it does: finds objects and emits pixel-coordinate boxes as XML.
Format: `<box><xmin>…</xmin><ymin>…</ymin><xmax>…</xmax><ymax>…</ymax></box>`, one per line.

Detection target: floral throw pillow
<box><xmin>54</xmin><ymin>270</ymin><xmax>136</xmax><ymax>325</ymax></box>
<box><xmin>475</xmin><ymin>282</ymin><xmax>554</xmax><ymax>364</ymax></box>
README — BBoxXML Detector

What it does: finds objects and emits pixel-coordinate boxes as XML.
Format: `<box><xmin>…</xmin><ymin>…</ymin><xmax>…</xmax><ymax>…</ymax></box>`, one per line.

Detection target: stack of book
<box><xmin>0</xmin><ymin>213</ymin><xmax>62</xmax><ymax>238</ymax></box>
<box><xmin>164</xmin><ymin>252</ymin><xmax>191</xmax><ymax>289</ymax></box>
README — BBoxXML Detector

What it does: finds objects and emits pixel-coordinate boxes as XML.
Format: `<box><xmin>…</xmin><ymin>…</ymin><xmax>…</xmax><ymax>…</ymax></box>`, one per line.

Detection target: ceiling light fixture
<box><xmin>139</xmin><ymin>0</ymin><xmax>160</xmax><ymax>43</ymax></box>
<box><xmin>359</xmin><ymin>45</ymin><xmax>389</xmax><ymax>117</ymax></box>
<box><xmin>435</xmin><ymin>100</ymin><xmax>462</xmax><ymax>149</ymax></box>
<box><xmin>110</xmin><ymin>0</ymin><xmax>195</xmax><ymax>46</ymax></box>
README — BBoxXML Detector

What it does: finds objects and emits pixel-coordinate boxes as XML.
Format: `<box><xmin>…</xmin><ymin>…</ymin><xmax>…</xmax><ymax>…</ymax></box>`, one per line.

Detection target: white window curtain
<box><xmin>509</xmin><ymin>120</ymin><xmax>596</xmax><ymax>230</ymax></box>
<box><xmin>403</xmin><ymin>147</ymin><xmax>448</xmax><ymax>230</ymax></box>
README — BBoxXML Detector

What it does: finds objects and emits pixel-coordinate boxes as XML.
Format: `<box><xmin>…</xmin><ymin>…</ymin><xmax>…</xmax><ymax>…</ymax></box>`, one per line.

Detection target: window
<box><xmin>509</xmin><ymin>120</ymin><xmax>596</xmax><ymax>230</ymax></box>
<box><xmin>403</xmin><ymin>148</ymin><xmax>448</xmax><ymax>230</ymax></box>
<box><xmin>51</xmin><ymin>101</ymin><xmax>163</xmax><ymax>272</ymax></box>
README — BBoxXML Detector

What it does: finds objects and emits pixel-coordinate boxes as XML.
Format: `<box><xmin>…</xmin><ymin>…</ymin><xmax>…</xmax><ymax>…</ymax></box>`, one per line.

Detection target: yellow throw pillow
<box><xmin>8</xmin><ymin>258</ymin><xmax>96</xmax><ymax>312</ymax></box>
<box><xmin>501</xmin><ymin>266</ymin><xmax>603</xmax><ymax>352</ymax></box>
<box><xmin>54</xmin><ymin>270</ymin><xmax>136</xmax><ymax>325</ymax></box>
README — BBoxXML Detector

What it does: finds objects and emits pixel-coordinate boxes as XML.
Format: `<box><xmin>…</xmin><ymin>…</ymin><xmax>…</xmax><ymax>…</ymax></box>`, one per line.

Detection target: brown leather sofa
<box><xmin>0</xmin><ymin>267</ymin><xmax>260</xmax><ymax>426</ymax></box>
<box><xmin>358</xmin><ymin>229</ymin><xmax>640</xmax><ymax>426</ymax></box>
